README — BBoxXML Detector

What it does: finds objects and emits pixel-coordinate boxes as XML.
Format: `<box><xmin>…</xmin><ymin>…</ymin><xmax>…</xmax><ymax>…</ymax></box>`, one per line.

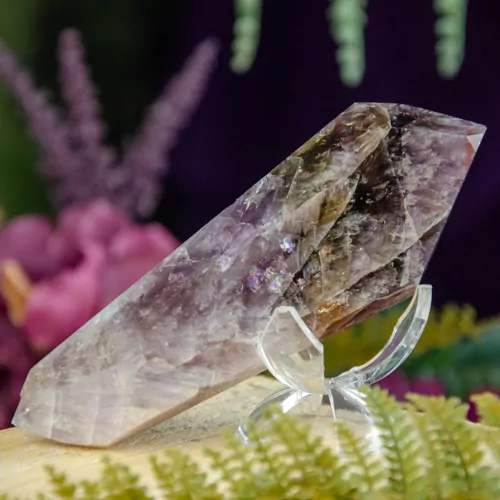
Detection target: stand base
<box><xmin>238</xmin><ymin>285</ymin><xmax>432</xmax><ymax>454</ymax></box>
<box><xmin>238</xmin><ymin>384</ymin><xmax>382</xmax><ymax>455</ymax></box>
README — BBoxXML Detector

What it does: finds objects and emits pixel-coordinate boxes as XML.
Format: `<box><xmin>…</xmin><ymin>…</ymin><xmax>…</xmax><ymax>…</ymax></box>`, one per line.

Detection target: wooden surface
<box><xmin>0</xmin><ymin>376</ymin><xmax>283</xmax><ymax>496</ymax></box>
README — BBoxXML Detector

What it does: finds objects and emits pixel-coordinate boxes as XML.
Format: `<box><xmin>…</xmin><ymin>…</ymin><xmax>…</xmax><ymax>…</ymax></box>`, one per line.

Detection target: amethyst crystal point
<box><xmin>13</xmin><ymin>103</ymin><xmax>485</xmax><ymax>446</ymax></box>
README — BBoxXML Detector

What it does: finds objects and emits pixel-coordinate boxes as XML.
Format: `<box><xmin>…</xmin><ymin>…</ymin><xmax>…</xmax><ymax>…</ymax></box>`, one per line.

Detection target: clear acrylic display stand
<box><xmin>238</xmin><ymin>285</ymin><xmax>432</xmax><ymax>449</ymax></box>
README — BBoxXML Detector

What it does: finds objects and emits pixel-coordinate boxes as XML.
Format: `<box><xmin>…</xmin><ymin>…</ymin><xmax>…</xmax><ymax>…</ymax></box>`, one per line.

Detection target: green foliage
<box><xmin>408</xmin><ymin>393</ymin><xmax>499</xmax><ymax>496</ymax></box>
<box><xmin>231</xmin><ymin>2</ymin><xmax>469</xmax><ymax>85</ymax></box>
<box><xmin>328</xmin><ymin>0</ymin><xmax>367</xmax><ymax>87</ymax></box>
<box><xmin>4</xmin><ymin>388</ymin><xmax>500</xmax><ymax>499</ymax></box>
<box><xmin>324</xmin><ymin>302</ymin><xmax>488</xmax><ymax>378</ymax></box>
<box><xmin>434</xmin><ymin>0</ymin><xmax>468</xmax><ymax>78</ymax></box>
<box><xmin>364</xmin><ymin>388</ymin><xmax>424</xmax><ymax>496</ymax></box>
<box><xmin>0</xmin><ymin>0</ymin><xmax>51</xmax><ymax>218</ymax></box>
<box><xmin>231</xmin><ymin>0</ymin><xmax>262</xmax><ymax>73</ymax></box>
<box><xmin>471</xmin><ymin>393</ymin><xmax>500</xmax><ymax>429</ymax></box>
<box><xmin>405</xmin><ymin>322</ymin><xmax>500</xmax><ymax>400</ymax></box>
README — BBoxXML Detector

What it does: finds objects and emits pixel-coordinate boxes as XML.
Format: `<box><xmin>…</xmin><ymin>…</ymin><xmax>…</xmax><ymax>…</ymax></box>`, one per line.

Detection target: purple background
<box><xmin>156</xmin><ymin>0</ymin><xmax>500</xmax><ymax>316</ymax></box>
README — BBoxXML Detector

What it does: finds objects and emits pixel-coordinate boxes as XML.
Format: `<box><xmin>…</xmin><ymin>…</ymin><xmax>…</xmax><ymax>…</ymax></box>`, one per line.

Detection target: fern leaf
<box><xmin>99</xmin><ymin>457</ymin><xmax>153</xmax><ymax>499</ymax></box>
<box><xmin>469</xmin><ymin>393</ymin><xmax>500</xmax><ymax>467</ymax></box>
<box><xmin>5</xmin><ymin>389</ymin><xmax>500</xmax><ymax>499</ymax></box>
<box><xmin>151</xmin><ymin>450</ymin><xmax>217</xmax><ymax>499</ymax></box>
<box><xmin>205</xmin><ymin>428</ymin><xmax>264</xmax><ymax>498</ymax></box>
<box><xmin>336</xmin><ymin>422</ymin><xmax>386</xmax><ymax>493</ymax></box>
<box><xmin>231</xmin><ymin>0</ymin><xmax>262</xmax><ymax>73</ymax></box>
<box><xmin>405</xmin><ymin>406</ymin><xmax>448</xmax><ymax>499</ymax></box>
<box><xmin>328</xmin><ymin>0</ymin><xmax>367</xmax><ymax>86</ymax></box>
<box><xmin>243</xmin><ymin>409</ymin><xmax>353</xmax><ymax>497</ymax></box>
<box><xmin>363</xmin><ymin>387</ymin><xmax>425</xmax><ymax>497</ymax></box>
<box><xmin>45</xmin><ymin>466</ymin><xmax>78</xmax><ymax>500</ymax></box>
<box><xmin>407</xmin><ymin>394</ymin><xmax>497</xmax><ymax>496</ymax></box>
<box><xmin>471</xmin><ymin>393</ymin><xmax>500</xmax><ymax>429</ymax></box>
<box><xmin>434</xmin><ymin>0</ymin><xmax>468</xmax><ymax>78</ymax></box>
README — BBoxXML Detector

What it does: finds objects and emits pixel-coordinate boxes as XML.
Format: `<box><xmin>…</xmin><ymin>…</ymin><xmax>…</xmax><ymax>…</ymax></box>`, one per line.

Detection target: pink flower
<box><xmin>24</xmin><ymin>244</ymin><xmax>106</xmax><ymax>352</ymax></box>
<box><xmin>1</xmin><ymin>199</ymin><xmax>179</xmax><ymax>354</ymax></box>
<box><xmin>376</xmin><ymin>370</ymin><xmax>445</xmax><ymax>400</ymax></box>
<box><xmin>408</xmin><ymin>377</ymin><xmax>445</xmax><ymax>396</ymax></box>
<box><xmin>376</xmin><ymin>370</ymin><xmax>410</xmax><ymax>400</ymax></box>
<box><xmin>0</xmin><ymin>216</ymin><xmax>61</xmax><ymax>280</ymax></box>
<box><xmin>0</xmin><ymin>307</ymin><xmax>33</xmax><ymax>429</ymax></box>
<box><xmin>52</xmin><ymin>200</ymin><xmax>130</xmax><ymax>264</ymax></box>
<box><xmin>99</xmin><ymin>223</ymin><xmax>178</xmax><ymax>305</ymax></box>
<box><xmin>466</xmin><ymin>387</ymin><xmax>500</xmax><ymax>422</ymax></box>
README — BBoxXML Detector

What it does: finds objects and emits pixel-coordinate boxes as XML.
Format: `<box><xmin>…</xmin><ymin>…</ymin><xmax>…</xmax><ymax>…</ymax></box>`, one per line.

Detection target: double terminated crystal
<box><xmin>13</xmin><ymin>103</ymin><xmax>485</xmax><ymax>446</ymax></box>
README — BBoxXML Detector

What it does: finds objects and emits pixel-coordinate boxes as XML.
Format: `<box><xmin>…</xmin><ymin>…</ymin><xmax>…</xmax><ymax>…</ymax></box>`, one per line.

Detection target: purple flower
<box><xmin>57</xmin><ymin>29</ymin><xmax>112</xmax><ymax>173</ymax></box>
<box><xmin>119</xmin><ymin>39</ymin><xmax>220</xmax><ymax>216</ymax></box>
<box><xmin>0</xmin><ymin>30</ymin><xmax>219</xmax><ymax>217</ymax></box>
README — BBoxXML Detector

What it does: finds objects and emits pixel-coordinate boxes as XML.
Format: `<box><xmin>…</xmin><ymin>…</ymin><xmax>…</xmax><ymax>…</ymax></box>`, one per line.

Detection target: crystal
<box><xmin>13</xmin><ymin>103</ymin><xmax>485</xmax><ymax>446</ymax></box>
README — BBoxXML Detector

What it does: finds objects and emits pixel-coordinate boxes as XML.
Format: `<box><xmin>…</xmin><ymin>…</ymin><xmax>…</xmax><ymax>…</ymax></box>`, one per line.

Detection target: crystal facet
<box><xmin>13</xmin><ymin>103</ymin><xmax>485</xmax><ymax>446</ymax></box>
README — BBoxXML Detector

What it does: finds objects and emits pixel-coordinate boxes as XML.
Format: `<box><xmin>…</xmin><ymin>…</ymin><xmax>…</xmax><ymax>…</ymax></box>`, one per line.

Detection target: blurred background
<box><xmin>1</xmin><ymin>0</ymin><xmax>500</xmax><ymax>428</ymax></box>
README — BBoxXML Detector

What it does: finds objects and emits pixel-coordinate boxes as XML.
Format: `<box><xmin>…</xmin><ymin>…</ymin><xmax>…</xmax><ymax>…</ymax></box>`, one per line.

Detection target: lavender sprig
<box><xmin>0</xmin><ymin>40</ymin><xmax>78</xmax><ymax>180</ymax></box>
<box><xmin>0</xmin><ymin>31</ymin><xmax>219</xmax><ymax>218</ymax></box>
<box><xmin>57</xmin><ymin>29</ymin><xmax>115</xmax><ymax>183</ymax></box>
<box><xmin>119</xmin><ymin>39</ymin><xmax>219</xmax><ymax>216</ymax></box>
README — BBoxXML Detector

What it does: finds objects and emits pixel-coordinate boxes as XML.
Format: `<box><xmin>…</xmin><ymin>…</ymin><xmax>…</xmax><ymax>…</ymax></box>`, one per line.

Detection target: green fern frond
<box><xmin>45</xmin><ymin>458</ymin><xmax>153</xmax><ymax>500</ymax></box>
<box><xmin>7</xmin><ymin>388</ymin><xmax>500</xmax><ymax>499</ymax></box>
<box><xmin>100</xmin><ymin>458</ymin><xmax>153</xmax><ymax>499</ymax></box>
<box><xmin>44</xmin><ymin>467</ymin><xmax>78</xmax><ymax>500</ymax></box>
<box><xmin>324</xmin><ymin>303</ymin><xmax>488</xmax><ymax>377</ymax></box>
<box><xmin>363</xmin><ymin>387</ymin><xmax>425</xmax><ymax>497</ymax></box>
<box><xmin>336</xmin><ymin>422</ymin><xmax>386</xmax><ymax>494</ymax></box>
<box><xmin>327</xmin><ymin>0</ymin><xmax>367</xmax><ymax>87</ymax></box>
<box><xmin>434</xmin><ymin>0</ymin><xmax>468</xmax><ymax>78</ymax></box>
<box><xmin>240</xmin><ymin>410</ymin><xmax>353</xmax><ymax>497</ymax></box>
<box><xmin>469</xmin><ymin>393</ymin><xmax>500</xmax><ymax>467</ymax></box>
<box><xmin>471</xmin><ymin>393</ymin><xmax>500</xmax><ymax>429</ymax></box>
<box><xmin>205</xmin><ymin>428</ymin><xmax>260</xmax><ymax>498</ymax></box>
<box><xmin>151</xmin><ymin>450</ymin><xmax>216</xmax><ymax>499</ymax></box>
<box><xmin>405</xmin><ymin>405</ymin><xmax>449</xmax><ymax>499</ymax></box>
<box><xmin>231</xmin><ymin>0</ymin><xmax>262</xmax><ymax>73</ymax></box>
<box><xmin>407</xmin><ymin>394</ymin><xmax>497</xmax><ymax>495</ymax></box>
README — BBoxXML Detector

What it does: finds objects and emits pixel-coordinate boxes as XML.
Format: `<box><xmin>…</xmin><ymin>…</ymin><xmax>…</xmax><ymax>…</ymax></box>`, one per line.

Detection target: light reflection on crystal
<box><xmin>246</xmin><ymin>266</ymin><xmax>263</xmax><ymax>292</ymax></box>
<box><xmin>218</xmin><ymin>255</ymin><xmax>233</xmax><ymax>271</ymax></box>
<box><xmin>280</xmin><ymin>237</ymin><xmax>295</xmax><ymax>254</ymax></box>
<box><xmin>268</xmin><ymin>274</ymin><xmax>283</xmax><ymax>293</ymax></box>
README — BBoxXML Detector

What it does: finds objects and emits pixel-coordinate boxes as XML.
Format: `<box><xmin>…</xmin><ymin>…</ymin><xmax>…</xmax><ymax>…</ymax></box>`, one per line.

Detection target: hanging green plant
<box><xmin>231</xmin><ymin>1</ymin><xmax>469</xmax><ymax>85</ymax></box>
<box><xmin>327</xmin><ymin>0</ymin><xmax>367</xmax><ymax>87</ymax></box>
<box><xmin>230</xmin><ymin>0</ymin><xmax>262</xmax><ymax>73</ymax></box>
<box><xmin>434</xmin><ymin>0</ymin><xmax>468</xmax><ymax>78</ymax></box>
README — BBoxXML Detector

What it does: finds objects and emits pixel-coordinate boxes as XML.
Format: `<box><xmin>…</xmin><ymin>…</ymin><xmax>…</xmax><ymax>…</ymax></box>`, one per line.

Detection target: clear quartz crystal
<box><xmin>13</xmin><ymin>103</ymin><xmax>485</xmax><ymax>446</ymax></box>
<box><xmin>258</xmin><ymin>307</ymin><xmax>324</xmax><ymax>394</ymax></box>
